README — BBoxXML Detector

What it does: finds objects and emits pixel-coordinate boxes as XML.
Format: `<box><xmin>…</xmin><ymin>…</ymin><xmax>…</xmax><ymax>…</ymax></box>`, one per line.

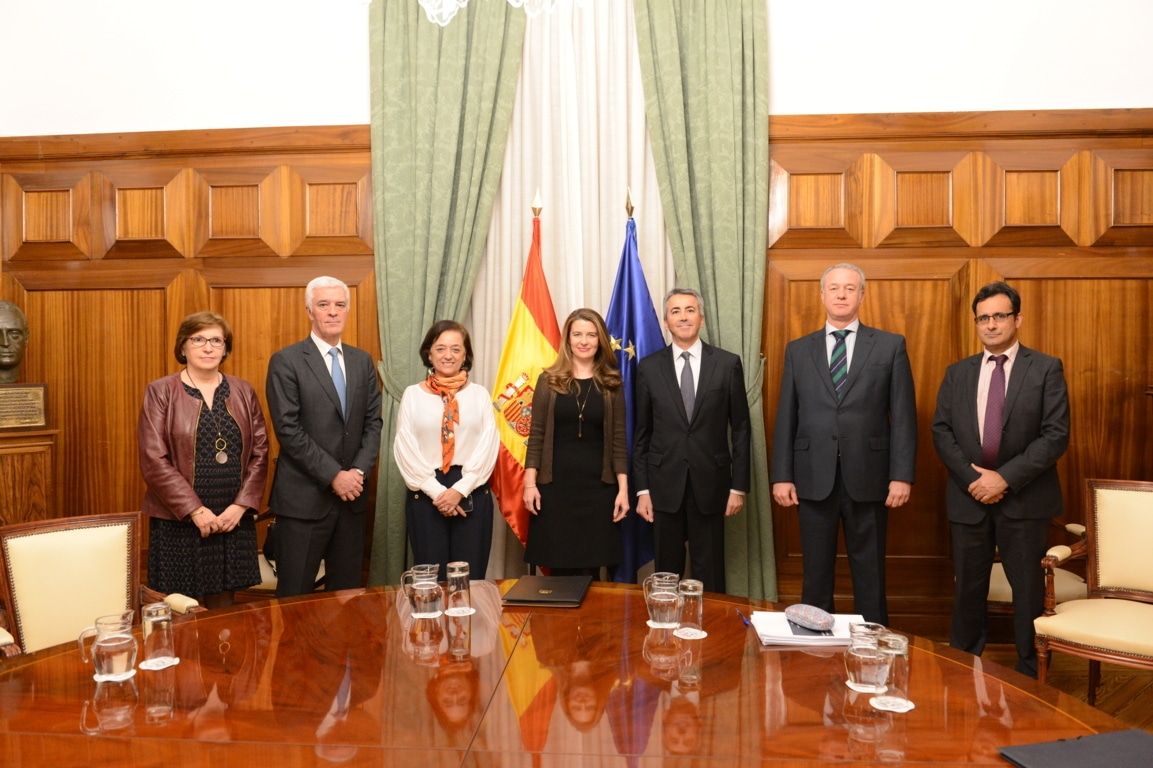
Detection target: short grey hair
<box><xmin>662</xmin><ymin>287</ymin><xmax>705</xmax><ymax>318</ymax></box>
<box><xmin>304</xmin><ymin>276</ymin><xmax>350</xmax><ymax>307</ymax></box>
<box><xmin>819</xmin><ymin>263</ymin><xmax>866</xmax><ymax>292</ymax></box>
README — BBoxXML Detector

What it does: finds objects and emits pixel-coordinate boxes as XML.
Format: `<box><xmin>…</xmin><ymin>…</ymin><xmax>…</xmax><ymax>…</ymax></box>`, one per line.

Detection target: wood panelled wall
<box><xmin>0</xmin><ymin>127</ymin><xmax>379</xmax><ymax>528</ymax></box>
<box><xmin>1</xmin><ymin>111</ymin><xmax>1150</xmax><ymax>634</ymax></box>
<box><xmin>765</xmin><ymin>109</ymin><xmax>1153</xmax><ymax>636</ymax></box>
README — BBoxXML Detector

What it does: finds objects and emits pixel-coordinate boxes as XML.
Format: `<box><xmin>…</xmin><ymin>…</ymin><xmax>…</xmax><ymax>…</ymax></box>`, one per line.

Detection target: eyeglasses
<box><xmin>187</xmin><ymin>336</ymin><xmax>226</xmax><ymax>348</ymax></box>
<box><xmin>973</xmin><ymin>312</ymin><xmax>1016</xmax><ymax>325</ymax></box>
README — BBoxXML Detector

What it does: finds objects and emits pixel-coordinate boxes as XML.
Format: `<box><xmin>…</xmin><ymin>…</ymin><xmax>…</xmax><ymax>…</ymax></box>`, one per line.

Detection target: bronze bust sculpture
<box><xmin>0</xmin><ymin>301</ymin><xmax>29</xmax><ymax>385</ymax></box>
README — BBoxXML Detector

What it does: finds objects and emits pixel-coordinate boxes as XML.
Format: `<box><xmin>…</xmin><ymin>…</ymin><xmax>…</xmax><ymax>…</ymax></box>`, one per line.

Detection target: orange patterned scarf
<box><xmin>426</xmin><ymin>371</ymin><xmax>468</xmax><ymax>473</ymax></box>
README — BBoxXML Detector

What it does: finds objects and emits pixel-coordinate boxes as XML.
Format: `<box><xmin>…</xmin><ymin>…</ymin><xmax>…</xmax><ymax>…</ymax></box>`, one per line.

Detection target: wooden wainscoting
<box><xmin>2</xmin><ymin>112</ymin><xmax>1151</xmax><ymax>635</ymax></box>
<box><xmin>765</xmin><ymin>109</ymin><xmax>1153</xmax><ymax>636</ymax></box>
<box><xmin>0</xmin><ymin>126</ymin><xmax>378</xmax><ymax>527</ymax></box>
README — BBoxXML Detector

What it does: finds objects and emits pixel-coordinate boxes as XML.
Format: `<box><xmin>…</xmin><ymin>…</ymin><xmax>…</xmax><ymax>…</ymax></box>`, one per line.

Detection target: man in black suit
<box><xmin>634</xmin><ymin>288</ymin><xmax>751</xmax><ymax>594</ymax></box>
<box><xmin>770</xmin><ymin>264</ymin><xmax>917</xmax><ymax>625</ymax></box>
<box><xmin>932</xmin><ymin>281</ymin><xmax>1069</xmax><ymax>677</ymax></box>
<box><xmin>267</xmin><ymin>276</ymin><xmax>382</xmax><ymax>597</ymax></box>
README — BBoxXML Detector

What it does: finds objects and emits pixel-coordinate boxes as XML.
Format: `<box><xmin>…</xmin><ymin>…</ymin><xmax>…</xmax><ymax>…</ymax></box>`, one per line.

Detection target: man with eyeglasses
<box><xmin>932</xmin><ymin>281</ymin><xmax>1069</xmax><ymax>677</ymax></box>
<box><xmin>266</xmin><ymin>276</ymin><xmax>383</xmax><ymax>597</ymax></box>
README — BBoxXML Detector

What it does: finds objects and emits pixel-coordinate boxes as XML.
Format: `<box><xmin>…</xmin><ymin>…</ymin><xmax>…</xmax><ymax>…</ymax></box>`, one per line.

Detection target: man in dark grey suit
<box><xmin>267</xmin><ymin>276</ymin><xmax>382</xmax><ymax>597</ymax></box>
<box><xmin>932</xmin><ymin>281</ymin><xmax>1069</xmax><ymax>677</ymax></box>
<box><xmin>770</xmin><ymin>264</ymin><xmax>917</xmax><ymax>625</ymax></box>
<box><xmin>634</xmin><ymin>288</ymin><xmax>751</xmax><ymax>594</ymax></box>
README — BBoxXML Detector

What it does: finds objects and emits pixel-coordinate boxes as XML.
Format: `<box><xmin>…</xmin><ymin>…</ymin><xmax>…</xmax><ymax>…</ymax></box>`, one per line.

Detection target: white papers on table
<box><xmin>750</xmin><ymin>611</ymin><xmax>865</xmax><ymax>647</ymax></box>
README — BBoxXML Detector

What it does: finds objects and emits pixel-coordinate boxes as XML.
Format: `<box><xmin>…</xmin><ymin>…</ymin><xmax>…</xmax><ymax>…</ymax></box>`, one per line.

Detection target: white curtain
<box><xmin>468</xmin><ymin>0</ymin><xmax>674</xmax><ymax>576</ymax></box>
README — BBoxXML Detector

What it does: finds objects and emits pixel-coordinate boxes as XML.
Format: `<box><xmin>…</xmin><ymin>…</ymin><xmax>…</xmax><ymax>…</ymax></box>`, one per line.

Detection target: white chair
<box><xmin>1034</xmin><ymin>479</ymin><xmax>1153</xmax><ymax>705</ymax></box>
<box><xmin>0</xmin><ymin>511</ymin><xmax>199</xmax><ymax>657</ymax></box>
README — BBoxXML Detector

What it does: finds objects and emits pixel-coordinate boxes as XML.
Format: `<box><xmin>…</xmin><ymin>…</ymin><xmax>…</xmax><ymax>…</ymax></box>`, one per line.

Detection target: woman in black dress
<box><xmin>139</xmin><ymin>311</ymin><xmax>269</xmax><ymax>609</ymax></box>
<box><xmin>522</xmin><ymin>308</ymin><xmax>628</xmax><ymax>575</ymax></box>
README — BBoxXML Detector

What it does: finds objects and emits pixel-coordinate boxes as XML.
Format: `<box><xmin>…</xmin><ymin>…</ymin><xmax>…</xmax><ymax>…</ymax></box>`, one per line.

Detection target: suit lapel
<box><xmin>303</xmin><ymin>340</ymin><xmax>345</xmax><ymax>421</ymax></box>
<box><xmin>1002</xmin><ymin>345</ymin><xmax>1033</xmax><ymax>422</ymax></box>
<box><xmin>959</xmin><ymin>354</ymin><xmax>983</xmax><ymax>439</ymax></box>
<box><xmin>839</xmin><ymin>325</ymin><xmax>876</xmax><ymax>400</ymax></box>
<box><xmin>691</xmin><ymin>344</ymin><xmax>721</xmax><ymax>424</ymax></box>
<box><xmin>806</xmin><ymin>330</ymin><xmax>838</xmax><ymax>401</ymax></box>
<box><xmin>658</xmin><ymin>345</ymin><xmax>693</xmax><ymax>425</ymax></box>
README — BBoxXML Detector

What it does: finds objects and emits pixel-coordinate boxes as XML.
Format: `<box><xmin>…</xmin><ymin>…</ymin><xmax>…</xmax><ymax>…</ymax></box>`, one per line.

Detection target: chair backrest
<box><xmin>1087</xmin><ymin>479</ymin><xmax>1153</xmax><ymax>600</ymax></box>
<box><xmin>0</xmin><ymin>512</ymin><xmax>140</xmax><ymax>654</ymax></box>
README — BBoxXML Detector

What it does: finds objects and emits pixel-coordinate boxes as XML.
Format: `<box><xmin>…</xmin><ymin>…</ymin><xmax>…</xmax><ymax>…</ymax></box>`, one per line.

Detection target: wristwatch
<box><xmin>353</xmin><ymin>468</ymin><xmax>365</xmax><ymax>477</ymax></box>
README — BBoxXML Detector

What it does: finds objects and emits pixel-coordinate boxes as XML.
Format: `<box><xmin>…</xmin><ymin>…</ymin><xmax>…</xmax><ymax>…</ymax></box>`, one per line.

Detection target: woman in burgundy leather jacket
<box><xmin>139</xmin><ymin>311</ymin><xmax>268</xmax><ymax>609</ymax></box>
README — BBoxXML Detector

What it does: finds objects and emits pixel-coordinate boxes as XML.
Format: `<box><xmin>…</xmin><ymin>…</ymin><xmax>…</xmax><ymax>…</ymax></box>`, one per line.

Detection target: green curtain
<box><xmin>368</xmin><ymin>0</ymin><xmax>526</xmax><ymax>585</ymax></box>
<box><xmin>633</xmin><ymin>0</ymin><xmax>775</xmax><ymax>599</ymax></box>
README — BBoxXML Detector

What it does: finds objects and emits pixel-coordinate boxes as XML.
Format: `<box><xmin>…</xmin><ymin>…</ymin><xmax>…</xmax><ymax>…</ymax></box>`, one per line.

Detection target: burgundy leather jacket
<box><xmin>139</xmin><ymin>372</ymin><xmax>269</xmax><ymax>521</ymax></box>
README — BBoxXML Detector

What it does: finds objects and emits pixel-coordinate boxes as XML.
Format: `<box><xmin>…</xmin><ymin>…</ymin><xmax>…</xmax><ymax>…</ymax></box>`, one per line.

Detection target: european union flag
<box><xmin>605</xmin><ymin>217</ymin><xmax>665</xmax><ymax>583</ymax></box>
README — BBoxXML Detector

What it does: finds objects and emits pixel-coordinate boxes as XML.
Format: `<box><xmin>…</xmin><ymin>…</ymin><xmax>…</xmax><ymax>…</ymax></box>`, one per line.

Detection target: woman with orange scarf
<box><xmin>394</xmin><ymin>320</ymin><xmax>499</xmax><ymax>581</ymax></box>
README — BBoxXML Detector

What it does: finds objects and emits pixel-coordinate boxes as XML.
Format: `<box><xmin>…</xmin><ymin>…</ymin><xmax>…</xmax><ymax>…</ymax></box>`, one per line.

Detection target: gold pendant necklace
<box><xmin>184</xmin><ymin>370</ymin><xmax>229</xmax><ymax>463</ymax></box>
<box><xmin>574</xmin><ymin>379</ymin><xmax>594</xmax><ymax>438</ymax></box>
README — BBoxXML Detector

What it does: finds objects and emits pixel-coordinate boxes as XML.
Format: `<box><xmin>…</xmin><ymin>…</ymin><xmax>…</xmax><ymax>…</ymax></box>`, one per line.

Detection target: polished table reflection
<box><xmin>0</xmin><ymin>582</ymin><xmax>1126</xmax><ymax>766</ymax></box>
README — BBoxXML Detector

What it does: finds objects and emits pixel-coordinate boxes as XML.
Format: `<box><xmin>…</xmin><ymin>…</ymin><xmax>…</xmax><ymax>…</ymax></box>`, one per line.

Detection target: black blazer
<box><xmin>931</xmin><ymin>344</ymin><xmax>1069</xmax><ymax>523</ymax></box>
<box><xmin>770</xmin><ymin>324</ymin><xmax>917</xmax><ymax>502</ymax></box>
<box><xmin>266</xmin><ymin>338</ymin><xmax>383</xmax><ymax>519</ymax></box>
<box><xmin>634</xmin><ymin>342</ymin><xmax>751</xmax><ymax>515</ymax></box>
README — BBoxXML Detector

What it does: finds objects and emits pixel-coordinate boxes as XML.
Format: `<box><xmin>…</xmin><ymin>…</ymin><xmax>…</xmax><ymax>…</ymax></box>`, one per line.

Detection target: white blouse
<box><xmin>393</xmin><ymin>382</ymin><xmax>499</xmax><ymax>500</ymax></box>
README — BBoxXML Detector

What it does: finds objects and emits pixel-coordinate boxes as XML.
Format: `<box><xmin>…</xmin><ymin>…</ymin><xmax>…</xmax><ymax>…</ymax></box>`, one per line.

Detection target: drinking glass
<box><xmin>845</xmin><ymin>633</ymin><xmax>890</xmax><ymax>694</ymax></box>
<box><xmin>445</xmin><ymin>561</ymin><xmax>474</xmax><ymax>616</ymax></box>
<box><xmin>141</xmin><ymin>602</ymin><xmax>175</xmax><ymax>664</ymax></box>
<box><xmin>870</xmin><ymin>631</ymin><xmax>914</xmax><ymax>712</ymax></box>
<box><xmin>674</xmin><ymin>579</ymin><xmax>706</xmax><ymax>639</ymax></box>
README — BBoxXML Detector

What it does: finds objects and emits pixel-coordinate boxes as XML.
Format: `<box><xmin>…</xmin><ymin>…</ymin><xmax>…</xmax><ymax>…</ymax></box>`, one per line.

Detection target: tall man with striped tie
<box><xmin>770</xmin><ymin>264</ymin><xmax>917</xmax><ymax>624</ymax></box>
<box><xmin>932</xmin><ymin>281</ymin><xmax>1069</xmax><ymax>677</ymax></box>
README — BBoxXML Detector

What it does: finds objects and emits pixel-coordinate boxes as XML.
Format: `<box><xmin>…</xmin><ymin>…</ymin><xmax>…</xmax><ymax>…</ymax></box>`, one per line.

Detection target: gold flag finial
<box><xmin>532</xmin><ymin>189</ymin><xmax>542</xmax><ymax>217</ymax></box>
<box><xmin>625</xmin><ymin>187</ymin><xmax>634</xmax><ymax>219</ymax></box>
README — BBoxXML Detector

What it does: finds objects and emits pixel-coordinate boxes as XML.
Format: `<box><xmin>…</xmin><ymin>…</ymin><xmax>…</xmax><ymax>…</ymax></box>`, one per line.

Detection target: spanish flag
<box><xmin>490</xmin><ymin>213</ymin><xmax>560</xmax><ymax>546</ymax></box>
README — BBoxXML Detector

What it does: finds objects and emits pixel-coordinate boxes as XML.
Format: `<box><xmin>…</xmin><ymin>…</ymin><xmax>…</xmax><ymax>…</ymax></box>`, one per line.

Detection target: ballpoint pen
<box><xmin>735</xmin><ymin>608</ymin><xmax>751</xmax><ymax>627</ymax></box>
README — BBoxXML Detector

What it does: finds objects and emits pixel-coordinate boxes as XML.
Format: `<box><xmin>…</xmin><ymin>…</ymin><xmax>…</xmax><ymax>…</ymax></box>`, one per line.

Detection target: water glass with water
<box><xmin>445</xmin><ymin>561</ymin><xmax>473</xmax><ymax>616</ymax></box>
<box><xmin>870</xmin><ymin>631</ymin><xmax>913</xmax><ymax>712</ymax></box>
<box><xmin>845</xmin><ymin>625</ymin><xmax>890</xmax><ymax>694</ymax></box>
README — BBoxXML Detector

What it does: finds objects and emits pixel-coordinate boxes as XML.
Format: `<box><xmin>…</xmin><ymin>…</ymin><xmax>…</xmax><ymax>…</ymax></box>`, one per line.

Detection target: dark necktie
<box><xmin>830</xmin><ymin>330</ymin><xmax>850</xmax><ymax>400</ymax></box>
<box><xmin>981</xmin><ymin>354</ymin><xmax>1008</xmax><ymax>468</ymax></box>
<box><xmin>680</xmin><ymin>350</ymin><xmax>695</xmax><ymax>420</ymax></box>
<box><xmin>329</xmin><ymin>348</ymin><xmax>347</xmax><ymax>418</ymax></box>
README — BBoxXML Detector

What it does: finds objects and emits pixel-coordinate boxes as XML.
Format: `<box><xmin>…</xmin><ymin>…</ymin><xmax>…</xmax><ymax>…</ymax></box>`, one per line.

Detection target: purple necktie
<box><xmin>981</xmin><ymin>355</ymin><xmax>1008</xmax><ymax>468</ymax></box>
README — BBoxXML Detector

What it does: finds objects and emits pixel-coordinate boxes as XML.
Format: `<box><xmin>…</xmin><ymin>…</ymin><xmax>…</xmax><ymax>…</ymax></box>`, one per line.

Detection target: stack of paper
<box><xmin>750</xmin><ymin>611</ymin><xmax>865</xmax><ymax>647</ymax></box>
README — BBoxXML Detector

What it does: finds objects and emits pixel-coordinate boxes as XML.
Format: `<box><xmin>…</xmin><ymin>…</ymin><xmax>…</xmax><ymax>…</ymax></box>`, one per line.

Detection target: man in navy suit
<box><xmin>267</xmin><ymin>276</ymin><xmax>382</xmax><ymax>597</ymax></box>
<box><xmin>770</xmin><ymin>264</ymin><xmax>917</xmax><ymax>625</ymax></box>
<box><xmin>634</xmin><ymin>288</ymin><xmax>751</xmax><ymax>594</ymax></box>
<box><xmin>932</xmin><ymin>281</ymin><xmax>1069</xmax><ymax>677</ymax></box>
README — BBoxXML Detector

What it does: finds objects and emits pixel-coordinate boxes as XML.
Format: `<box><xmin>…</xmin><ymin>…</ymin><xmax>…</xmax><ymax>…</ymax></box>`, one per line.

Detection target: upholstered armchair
<box><xmin>987</xmin><ymin>520</ymin><xmax>1088</xmax><ymax>614</ymax></box>
<box><xmin>0</xmin><ymin>511</ymin><xmax>201</xmax><ymax>658</ymax></box>
<box><xmin>1034</xmin><ymin>479</ymin><xmax>1153</xmax><ymax>705</ymax></box>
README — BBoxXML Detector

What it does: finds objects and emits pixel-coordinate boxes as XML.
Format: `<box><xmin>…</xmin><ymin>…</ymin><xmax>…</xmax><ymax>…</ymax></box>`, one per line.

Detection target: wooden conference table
<box><xmin>0</xmin><ymin>582</ymin><xmax>1126</xmax><ymax>766</ymax></box>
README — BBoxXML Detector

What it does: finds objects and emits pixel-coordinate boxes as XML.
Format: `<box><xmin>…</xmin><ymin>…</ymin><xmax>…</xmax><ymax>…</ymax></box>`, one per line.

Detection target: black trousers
<box><xmin>652</xmin><ymin>477</ymin><xmax>727</xmax><ymax>594</ymax></box>
<box><xmin>950</xmin><ymin>509</ymin><xmax>1049</xmax><ymax>677</ymax></box>
<box><xmin>405</xmin><ymin>465</ymin><xmax>492</xmax><ymax>582</ymax></box>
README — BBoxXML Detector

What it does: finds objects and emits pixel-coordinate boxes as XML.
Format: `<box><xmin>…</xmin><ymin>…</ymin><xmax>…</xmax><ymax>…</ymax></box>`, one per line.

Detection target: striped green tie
<box><xmin>830</xmin><ymin>330</ymin><xmax>850</xmax><ymax>400</ymax></box>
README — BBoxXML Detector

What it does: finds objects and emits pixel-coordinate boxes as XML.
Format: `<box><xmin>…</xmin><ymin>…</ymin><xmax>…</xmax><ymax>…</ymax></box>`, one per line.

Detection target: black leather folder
<box><xmin>999</xmin><ymin>729</ymin><xmax>1153</xmax><ymax>768</ymax></box>
<box><xmin>501</xmin><ymin>575</ymin><xmax>592</xmax><ymax>608</ymax></box>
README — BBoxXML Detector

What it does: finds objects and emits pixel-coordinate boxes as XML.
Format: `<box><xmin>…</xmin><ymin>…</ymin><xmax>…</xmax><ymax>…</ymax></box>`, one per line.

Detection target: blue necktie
<box><xmin>830</xmin><ymin>330</ymin><xmax>850</xmax><ymax>400</ymax></box>
<box><xmin>329</xmin><ymin>348</ymin><xmax>346</xmax><ymax>418</ymax></box>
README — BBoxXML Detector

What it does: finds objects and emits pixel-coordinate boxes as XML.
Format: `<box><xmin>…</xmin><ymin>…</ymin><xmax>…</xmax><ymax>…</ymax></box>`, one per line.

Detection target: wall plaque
<box><xmin>0</xmin><ymin>384</ymin><xmax>47</xmax><ymax>430</ymax></box>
